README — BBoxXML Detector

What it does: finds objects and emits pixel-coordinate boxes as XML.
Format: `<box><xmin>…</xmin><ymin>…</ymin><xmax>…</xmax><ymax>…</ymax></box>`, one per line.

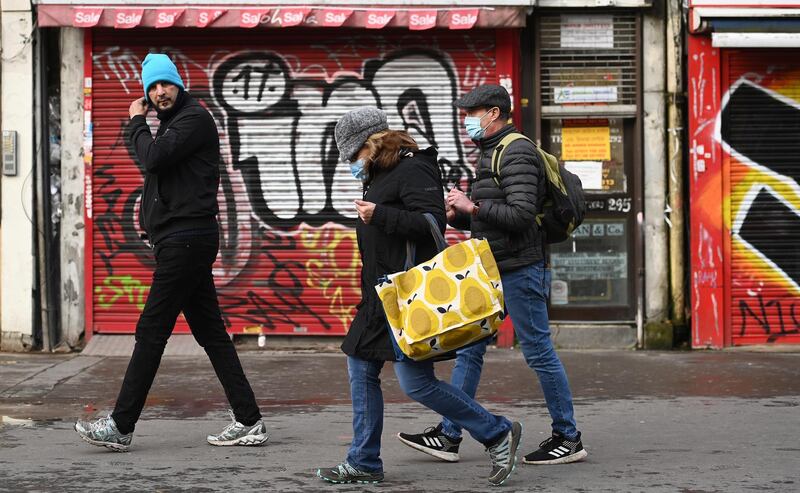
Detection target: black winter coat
<box><xmin>342</xmin><ymin>147</ymin><xmax>447</xmax><ymax>361</ymax></box>
<box><xmin>127</xmin><ymin>93</ymin><xmax>220</xmax><ymax>244</ymax></box>
<box><xmin>451</xmin><ymin>125</ymin><xmax>545</xmax><ymax>273</ymax></box>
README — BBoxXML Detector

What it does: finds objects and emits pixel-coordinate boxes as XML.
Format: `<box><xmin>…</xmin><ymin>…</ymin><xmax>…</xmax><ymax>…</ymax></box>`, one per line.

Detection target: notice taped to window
<box><xmin>560</xmin><ymin>15</ymin><xmax>614</xmax><ymax>49</ymax></box>
<box><xmin>562</xmin><ymin>126</ymin><xmax>611</xmax><ymax>161</ymax></box>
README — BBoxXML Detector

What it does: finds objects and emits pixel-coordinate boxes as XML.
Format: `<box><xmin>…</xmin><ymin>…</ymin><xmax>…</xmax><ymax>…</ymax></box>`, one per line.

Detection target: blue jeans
<box><xmin>346</xmin><ymin>355</ymin><xmax>511</xmax><ymax>473</ymax></box>
<box><xmin>503</xmin><ymin>261</ymin><xmax>578</xmax><ymax>439</ymax></box>
<box><xmin>439</xmin><ymin>339</ymin><xmax>489</xmax><ymax>439</ymax></box>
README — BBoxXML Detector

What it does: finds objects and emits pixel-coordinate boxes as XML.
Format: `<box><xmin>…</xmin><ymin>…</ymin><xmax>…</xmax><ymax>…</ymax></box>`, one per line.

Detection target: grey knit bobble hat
<box><xmin>335</xmin><ymin>106</ymin><xmax>389</xmax><ymax>162</ymax></box>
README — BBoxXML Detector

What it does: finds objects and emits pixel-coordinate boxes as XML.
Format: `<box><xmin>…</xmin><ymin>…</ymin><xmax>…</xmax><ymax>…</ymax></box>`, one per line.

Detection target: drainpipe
<box><xmin>666</xmin><ymin>0</ymin><xmax>686</xmax><ymax>326</ymax></box>
<box><xmin>642</xmin><ymin>0</ymin><xmax>670</xmax><ymax>340</ymax></box>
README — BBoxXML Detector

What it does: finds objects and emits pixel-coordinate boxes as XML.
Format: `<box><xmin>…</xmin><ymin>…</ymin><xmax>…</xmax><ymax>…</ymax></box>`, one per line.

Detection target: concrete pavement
<box><xmin>1</xmin><ymin>349</ymin><xmax>799</xmax><ymax>492</ymax></box>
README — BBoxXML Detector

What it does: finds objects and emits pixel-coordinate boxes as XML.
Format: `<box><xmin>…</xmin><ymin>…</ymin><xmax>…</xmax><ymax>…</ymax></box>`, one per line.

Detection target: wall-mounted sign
<box><xmin>551</xmin><ymin>252</ymin><xmax>628</xmax><ymax>281</ymax></box>
<box><xmin>560</xmin><ymin>15</ymin><xmax>614</xmax><ymax>49</ymax></box>
<box><xmin>554</xmin><ymin>85</ymin><xmax>618</xmax><ymax>104</ymax></box>
<box><xmin>562</xmin><ymin>125</ymin><xmax>611</xmax><ymax>161</ymax></box>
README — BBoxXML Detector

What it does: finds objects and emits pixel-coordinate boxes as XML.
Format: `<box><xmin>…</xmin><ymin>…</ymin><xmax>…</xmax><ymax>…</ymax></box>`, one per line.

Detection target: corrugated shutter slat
<box><xmin>723</xmin><ymin>49</ymin><xmax>800</xmax><ymax>345</ymax></box>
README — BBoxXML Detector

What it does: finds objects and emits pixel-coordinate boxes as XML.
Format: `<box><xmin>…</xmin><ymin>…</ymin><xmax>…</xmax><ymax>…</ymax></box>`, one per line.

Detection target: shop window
<box><xmin>550</xmin><ymin>219</ymin><xmax>629</xmax><ymax>307</ymax></box>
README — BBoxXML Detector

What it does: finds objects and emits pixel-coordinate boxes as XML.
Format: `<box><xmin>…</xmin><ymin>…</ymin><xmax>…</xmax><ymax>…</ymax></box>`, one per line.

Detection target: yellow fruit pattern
<box><xmin>443</xmin><ymin>242</ymin><xmax>476</xmax><ymax>273</ymax></box>
<box><xmin>375</xmin><ymin>238</ymin><xmax>504</xmax><ymax>361</ymax></box>
<box><xmin>395</xmin><ymin>269</ymin><xmax>423</xmax><ymax>300</ymax></box>
<box><xmin>406</xmin><ymin>299</ymin><xmax>439</xmax><ymax>340</ymax></box>
<box><xmin>425</xmin><ymin>270</ymin><xmax>457</xmax><ymax>305</ymax></box>
<box><xmin>379</xmin><ymin>288</ymin><xmax>402</xmax><ymax>328</ymax></box>
<box><xmin>478</xmin><ymin>242</ymin><xmax>500</xmax><ymax>279</ymax></box>
<box><xmin>438</xmin><ymin>323</ymin><xmax>482</xmax><ymax>348</ymax></box>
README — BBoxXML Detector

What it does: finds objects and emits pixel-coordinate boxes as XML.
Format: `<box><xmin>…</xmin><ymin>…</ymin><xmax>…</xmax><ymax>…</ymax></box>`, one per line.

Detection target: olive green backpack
<box><xmin>491</xmin><ymin>133</ymin><xmax>587</xmax><ymax>243</ymax></box>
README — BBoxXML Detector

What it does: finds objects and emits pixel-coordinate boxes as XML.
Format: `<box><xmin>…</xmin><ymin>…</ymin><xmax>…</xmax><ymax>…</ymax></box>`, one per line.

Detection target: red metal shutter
<box><xmin>721</xmin><ymin>49</ymin><xmax>800</xmax><ymax>345</ymax></box>
<box><xmin>89</xmin><ymin>28</ymin><xmax>496</xmax><ymax>335</ymax></box>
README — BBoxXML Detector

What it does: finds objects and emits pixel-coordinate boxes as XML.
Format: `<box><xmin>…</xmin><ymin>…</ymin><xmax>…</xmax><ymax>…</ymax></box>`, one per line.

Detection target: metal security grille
<box><xmin>722</xmin><ymin>49</ymin><xmax>800</xmax><ymax>346</ymax></box>
<box><xmin>538</xmin><ymin>13</ymin><xmax>638</xmax><ymax>114</ymax></box>
<box><xmin>89</xmin><ymin>28</ymin><xmax>496</xmax><ymax>335</ymax></box>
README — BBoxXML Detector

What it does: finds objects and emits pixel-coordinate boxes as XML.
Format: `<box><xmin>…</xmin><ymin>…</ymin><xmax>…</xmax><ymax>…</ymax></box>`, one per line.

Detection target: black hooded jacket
<box><xmin>342</xmin><ymin>147</ymin><xmax>447</xmax><ymax>361</ymax></box>
<box><xmin>127</xmin><ymin>92</ymin><xmax>220</xmax><ymax>244</ymax></box>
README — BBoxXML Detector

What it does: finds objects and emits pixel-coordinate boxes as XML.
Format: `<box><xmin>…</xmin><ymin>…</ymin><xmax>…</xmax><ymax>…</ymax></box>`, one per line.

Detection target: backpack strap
<box><xmin>490</xmin><ymin>132</ymin><xmax>535</xmax><ymax>187</ymax></box>
<box><xmin>490</xmin><ymin>133</ymin><xmax>551</xmax><ymax>232</ymax></box>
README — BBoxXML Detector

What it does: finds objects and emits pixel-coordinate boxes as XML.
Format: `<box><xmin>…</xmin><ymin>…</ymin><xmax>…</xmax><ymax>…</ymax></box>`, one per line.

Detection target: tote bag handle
<box><xmin>404</xmin><ymin>213</ymin><xmax>448</xmax><ymax>271</ymax></box>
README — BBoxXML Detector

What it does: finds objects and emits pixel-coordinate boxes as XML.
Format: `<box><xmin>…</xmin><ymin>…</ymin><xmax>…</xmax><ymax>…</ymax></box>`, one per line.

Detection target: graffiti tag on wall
<box><xmin>718</xmin><ymin>68</ymin><xmax>800</xmax><ymax>342</ymax></box>
<box><xmin>90</xmin><ymin>31</ymin><xmax>489</xmax><ymax>334</ymax></box>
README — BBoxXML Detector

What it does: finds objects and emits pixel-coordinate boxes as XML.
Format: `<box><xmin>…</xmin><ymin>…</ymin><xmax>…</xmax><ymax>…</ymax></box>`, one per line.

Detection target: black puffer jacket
<box><xmin>342</xmin><ymin>147</ymin><xmax>447</xmax><ymax>361</ymax></box>
<box><xmin>127</xmin><ymin>92</ymin><xmax>220</xmax><ymax>244</ymax></box>
<box><xmin>451</xmin><ymin>125</ymin><xmax>545</xmax><ymax>273</ymax></box>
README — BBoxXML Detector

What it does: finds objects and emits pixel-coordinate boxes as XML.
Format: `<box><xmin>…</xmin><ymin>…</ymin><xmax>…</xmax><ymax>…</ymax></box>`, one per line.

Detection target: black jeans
<box><xmin>112</xmin><ymin>234</ymin><xmax>261</xmax><ymax>434</ymax></box>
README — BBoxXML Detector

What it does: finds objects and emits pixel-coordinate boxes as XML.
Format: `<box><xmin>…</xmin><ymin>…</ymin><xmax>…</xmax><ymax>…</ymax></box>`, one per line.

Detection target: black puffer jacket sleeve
<box><xmin>448</xmin><ymin>210</ymin><xmax>471</xmax><ymax>231</ymax></box>
<box><xmin>370</xmin><ymin>158</ymin><xmax>446</xmax><ymax>240</ymax></box>
<box><xmin>476</xmin><ymin>139</ymin><xmax>540</xmax><ymax>233</ymax></box>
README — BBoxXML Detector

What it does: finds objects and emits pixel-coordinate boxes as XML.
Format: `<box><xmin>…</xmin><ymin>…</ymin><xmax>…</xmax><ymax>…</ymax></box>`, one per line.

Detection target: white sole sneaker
<box><xmin>396</xmin><ymin>433</ymin><xmax>459</xmax><ymax>462</ymax></box>
<box><xmin>524</xmin><ymin>448</ymin><xmax>588</xmax><ymax>465</ymax></box>
<box><xmin>207</xmin><ymin>433</ymin><xmax>269</xmax><ymax>447</ymax></box>
<box><xmin>77</xmin><ymin>433</ymin><xmax>131</xmax><ymax>452</ymax></box>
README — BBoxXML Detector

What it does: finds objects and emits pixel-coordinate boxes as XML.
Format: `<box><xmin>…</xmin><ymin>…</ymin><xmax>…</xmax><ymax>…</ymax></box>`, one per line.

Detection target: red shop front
<box><xmin>688</xmin><ymin>1</ymin><xmax>800</xmax><ymax>347</ymax></box>
<box><xmin>38</xmin><ymin>5</ymin><xmax>525</xmax><ymax>339</ymax></box>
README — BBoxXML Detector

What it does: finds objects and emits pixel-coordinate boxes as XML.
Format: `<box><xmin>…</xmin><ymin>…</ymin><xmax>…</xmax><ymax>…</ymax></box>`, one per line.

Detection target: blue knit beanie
<box><xmin>141</xmin><ymin>53</ymin><xmax>185</xmax><ymax>98</ymax></box>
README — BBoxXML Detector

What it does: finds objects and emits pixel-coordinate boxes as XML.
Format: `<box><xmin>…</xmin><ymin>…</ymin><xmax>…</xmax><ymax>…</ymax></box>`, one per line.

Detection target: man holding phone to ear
<box><xmin>75</xmin><ymin>53</ymin><xmax>266</xmax><ymax>451</ymax></box>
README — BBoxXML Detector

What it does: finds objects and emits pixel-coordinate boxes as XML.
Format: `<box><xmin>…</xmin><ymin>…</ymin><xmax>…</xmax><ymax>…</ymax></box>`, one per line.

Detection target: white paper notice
<box><xmin>560</xmin><ymin>15</ymin><xmax>614</xmax><ymax>49</ymax></box>
<box><xmin>551</xmin><ymin>280</ymin><xmax>569</xmax><ymax>305</ymax></box>
<box><xmin>554</xmin><ymin>86</ymin><xmax>618</xmax><ymax>104</ymax></box>
<box><xmin>565</xmin><ymin>161</ymin><xmax>603</xmax><ymax>190</ymax></box>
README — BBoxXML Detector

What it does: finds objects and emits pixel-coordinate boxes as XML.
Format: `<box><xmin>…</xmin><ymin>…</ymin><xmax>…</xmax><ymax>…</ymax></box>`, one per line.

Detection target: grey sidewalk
<box><xmin>1</xmin><ymin>349</ymin><xmax>799</xmax><ymax>492</ymax></box>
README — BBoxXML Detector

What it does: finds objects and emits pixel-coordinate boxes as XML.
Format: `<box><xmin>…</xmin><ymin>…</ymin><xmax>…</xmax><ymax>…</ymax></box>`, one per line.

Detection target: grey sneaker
<box><xmin>317</xmin><ymin>462</ymin><xmax>384</xmax><ymax>484</ymax></box>
<box><xmin>206</xmin><ymin>410</ymin><xmax>269</xmax><ymax>446</ymax></box>
<box><xmin>487</xmin><ymin>422</ymin><xmax>522</xmax><ymax>486</ymax></box>
<box><xmin>75</xmin><ymin>415</ymin><xmax>132</xmax><ymax>452</ymax></box>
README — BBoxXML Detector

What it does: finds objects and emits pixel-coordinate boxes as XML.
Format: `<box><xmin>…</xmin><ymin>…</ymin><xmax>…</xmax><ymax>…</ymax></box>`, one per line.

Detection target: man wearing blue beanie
<box><xmin>75</xmin><ymin>53</ymin><xmax>267</xmax><ymax>451</ymax></box>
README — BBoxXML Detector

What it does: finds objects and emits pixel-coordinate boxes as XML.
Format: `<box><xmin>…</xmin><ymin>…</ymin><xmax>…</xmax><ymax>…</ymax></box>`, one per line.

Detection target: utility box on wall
<box><xmin>2</xmin><ymin>130</ymin><xmax>18</xmax><ymax>176</ymax></box>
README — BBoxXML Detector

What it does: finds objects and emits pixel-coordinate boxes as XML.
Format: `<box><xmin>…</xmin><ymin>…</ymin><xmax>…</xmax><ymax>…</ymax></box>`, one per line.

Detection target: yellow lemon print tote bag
<box><xmin>375</xmin><ymin>213</ymin><xmax>505</xmax><ymax>361</ymax></box>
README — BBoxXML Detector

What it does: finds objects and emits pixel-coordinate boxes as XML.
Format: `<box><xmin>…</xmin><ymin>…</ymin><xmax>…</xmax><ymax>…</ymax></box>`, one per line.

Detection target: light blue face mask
<box><xmin>464</xmin><ymin>109</ymin><xmax>495</xmax><ymax>140</ymax></box>
<box><xmin>350</xmin><ymin>159</ymin><xmax>367</xmax><ymax>181</ymax></box>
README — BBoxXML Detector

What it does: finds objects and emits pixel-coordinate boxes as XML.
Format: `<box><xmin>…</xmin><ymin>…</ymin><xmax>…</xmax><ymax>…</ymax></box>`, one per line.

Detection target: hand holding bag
<box><xmin>375</xmin><ymin>213</ymin><xmax>505</xmax><ymax>361</ymax></box>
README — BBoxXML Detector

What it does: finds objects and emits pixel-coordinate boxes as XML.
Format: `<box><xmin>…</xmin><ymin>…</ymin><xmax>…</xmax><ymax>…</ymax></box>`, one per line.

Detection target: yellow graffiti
<box><xmin>95</xmin><ymin>275</ymin><xmax>149</xmax><ymax>310</ymax></box>
<box><xmin>763</xmin><ymin>68</ymin><xmax>800</xmax><ymax>103</ymax></box>
<box><xmin>303</xmin><ymin>227</ymin><xmax>361</xmax><ymax>331</ymax></box>
<box><xmin>728</xmin><ymin>72</ymin><xmax>800</xmax><ymax>296</ymax></box>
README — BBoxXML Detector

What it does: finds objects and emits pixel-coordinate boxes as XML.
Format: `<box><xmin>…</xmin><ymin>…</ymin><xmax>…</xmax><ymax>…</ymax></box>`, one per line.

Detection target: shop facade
<box><xmin>7</xmin><ymin>0</ymin><xmax>680</xmax><ymax>350</ymax></box>
<box><xmin>36</xmin><ymin>3</ymin><xmax>527</xmax><ymax>341</ymax></box>
<box><xmin>521</xmin><ymin>9</ymin><xmax>646</xmax><ymax>331</ymax></box>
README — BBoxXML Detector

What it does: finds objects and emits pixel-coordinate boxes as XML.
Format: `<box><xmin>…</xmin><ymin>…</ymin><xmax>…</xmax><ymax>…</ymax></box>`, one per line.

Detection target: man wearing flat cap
<box><xmin>397</xmin><ymin>84</ymin><xmax>588</xmax><ymax>467</ymax></box>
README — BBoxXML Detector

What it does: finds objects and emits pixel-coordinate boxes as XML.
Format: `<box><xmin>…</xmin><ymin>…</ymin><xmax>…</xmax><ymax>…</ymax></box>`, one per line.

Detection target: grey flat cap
<box><xmin>335</xmin><ymin>106</ymin><xmax>389</xmax><ymax>162</ymax></box>
<box><xmin>453</xmin><ymin>84</ymin><xmax>511</xmax><ymax>113</ymax></box>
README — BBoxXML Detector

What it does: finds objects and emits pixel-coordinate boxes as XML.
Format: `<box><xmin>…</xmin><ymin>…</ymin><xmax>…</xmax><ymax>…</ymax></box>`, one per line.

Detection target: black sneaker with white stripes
<box><xmin>397</xmin><ymin>424</ymin><xmax>462</xmax><ymax>462</ymax></box>
<box><xmin>523</xmin><ymin>432</ymin><xmax>588</xmax><ymax>465</ymax></box>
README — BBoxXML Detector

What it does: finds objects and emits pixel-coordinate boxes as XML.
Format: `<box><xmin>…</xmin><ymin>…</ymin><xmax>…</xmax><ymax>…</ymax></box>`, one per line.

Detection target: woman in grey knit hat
<box><xmin>316</xmin><ymin>107</ymin><xmax>521</xmax><ymax>487</ymax></box>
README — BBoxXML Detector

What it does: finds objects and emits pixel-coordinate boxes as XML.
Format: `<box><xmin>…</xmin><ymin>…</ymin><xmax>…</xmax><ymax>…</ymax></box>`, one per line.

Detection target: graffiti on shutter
<box><xmin>91</xmin><ymin>31</ymin><xmax>489</xmax><ymax>334</ymax></box>
<box><xmin>719</xmin><ymin>53</ymin><xmax>800</xmax><ymax>344</ymax></box>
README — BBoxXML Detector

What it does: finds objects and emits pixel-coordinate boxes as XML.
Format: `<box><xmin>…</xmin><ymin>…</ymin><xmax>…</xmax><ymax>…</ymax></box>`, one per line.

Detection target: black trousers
<box><xmin>112</xmin><ymin>234</ymin><xmax>261</xmax><ymax>434</ymax></box>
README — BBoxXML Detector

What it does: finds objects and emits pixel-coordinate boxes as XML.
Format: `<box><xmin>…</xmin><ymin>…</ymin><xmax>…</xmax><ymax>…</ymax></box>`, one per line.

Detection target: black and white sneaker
<box><xmin>397</xmin><ymin>425</ymin><xmax>462</xmax><ymax>462</ymax></box>
<box><xmin>317</xmin><ymin>462</ymin><xmax>384</xmax><ymax>484</ymax></box>
<box><xmin>523</xmin><ymin>432</ymin><xmax>588</xmax><ymax>465</ymax></box>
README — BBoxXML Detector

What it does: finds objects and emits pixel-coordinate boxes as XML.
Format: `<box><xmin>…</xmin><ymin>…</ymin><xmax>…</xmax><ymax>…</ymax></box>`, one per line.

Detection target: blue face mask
<box><xmin>350</xmin><ymin>159</ymin><xmax>367</xmax><ymax>181</ymax></box>
<box><xmin>464</xmin><ymin>110</ymin><xmax>495</xmax><ymax>140</ymax></box>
